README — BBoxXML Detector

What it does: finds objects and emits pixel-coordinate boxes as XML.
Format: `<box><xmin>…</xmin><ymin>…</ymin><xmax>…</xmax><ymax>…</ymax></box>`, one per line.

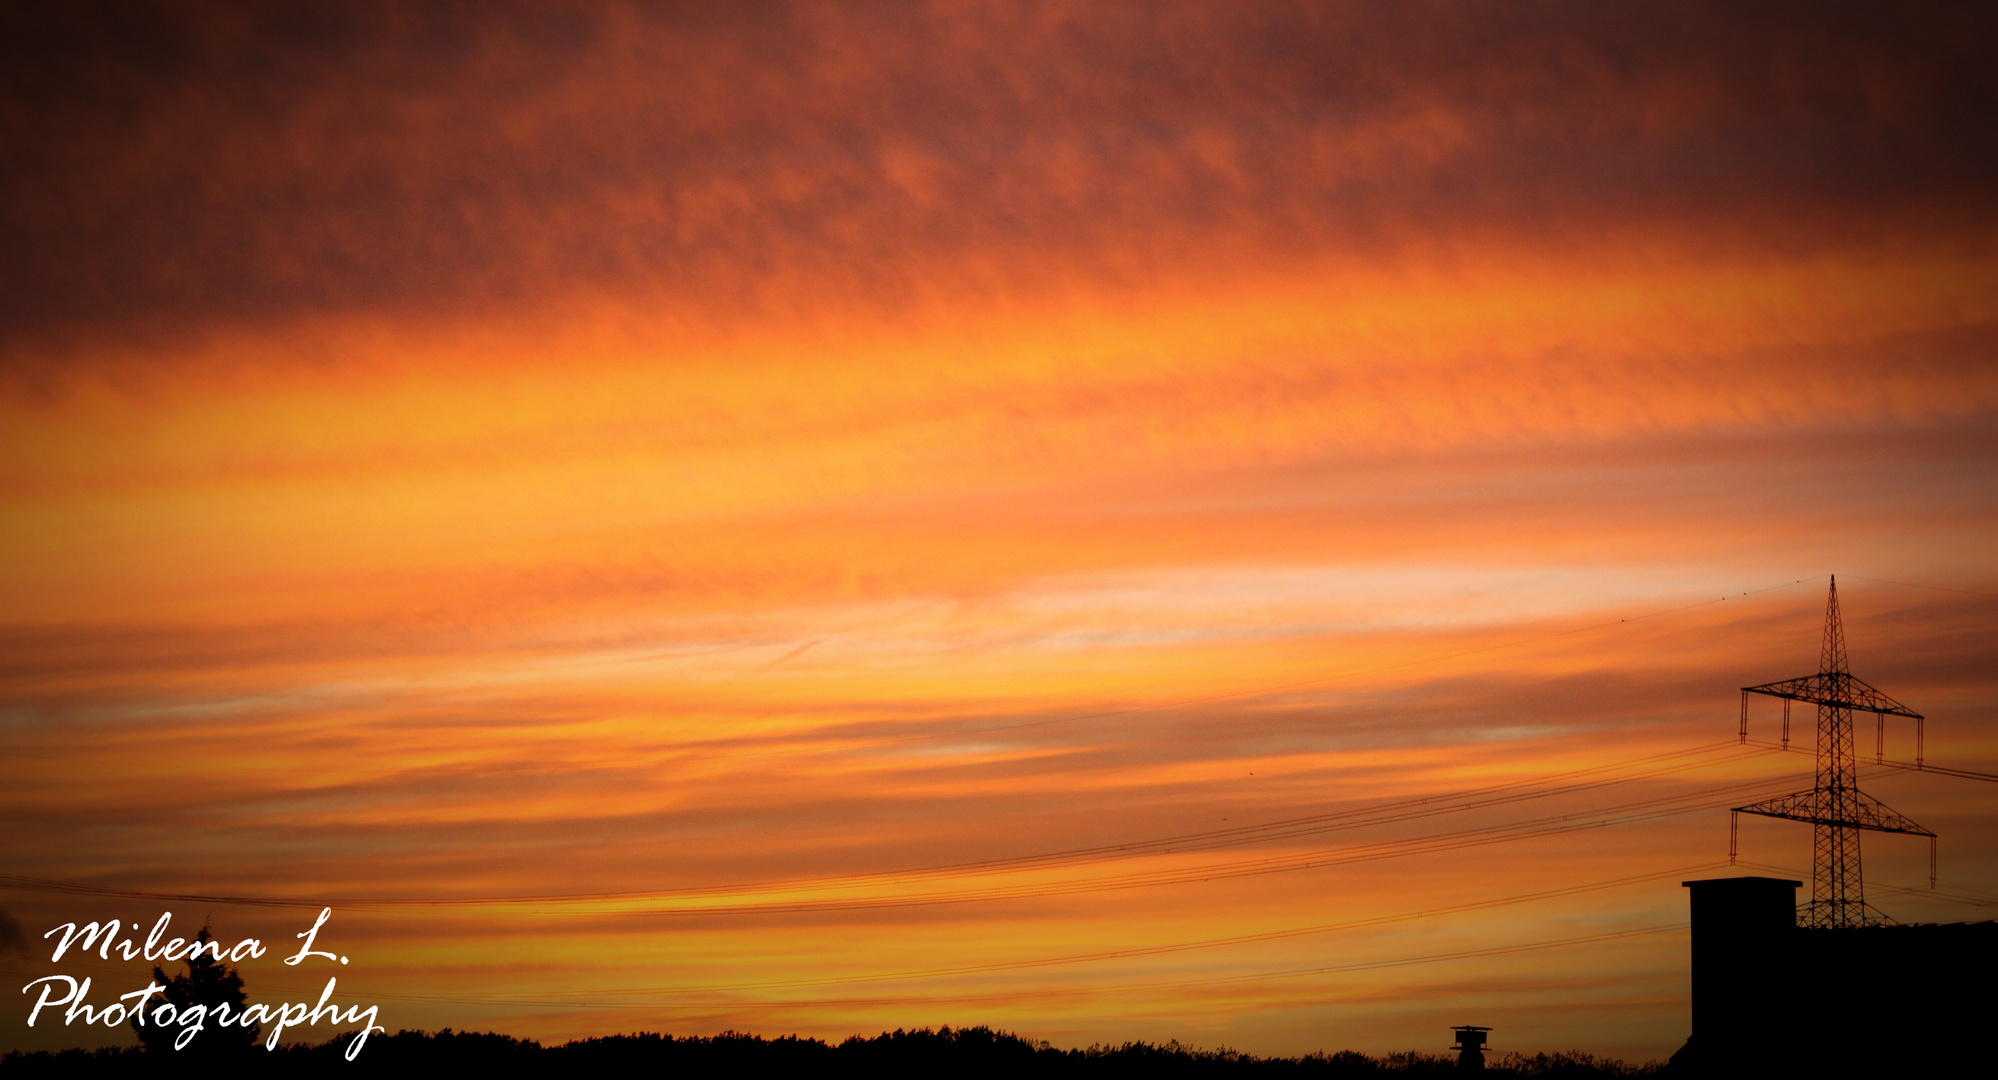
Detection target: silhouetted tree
<box><xmin>129</xmin><ymin>926</ymin><xmax>259</xmax><ymax>1056</ymax></box>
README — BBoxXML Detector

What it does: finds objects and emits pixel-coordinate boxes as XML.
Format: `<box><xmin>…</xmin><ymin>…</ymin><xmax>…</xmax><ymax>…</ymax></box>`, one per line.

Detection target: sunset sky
<box><xmin>3</xmin><ymin>1</ymin><xmax>1996</xmax><ymax>1063</ymax></box>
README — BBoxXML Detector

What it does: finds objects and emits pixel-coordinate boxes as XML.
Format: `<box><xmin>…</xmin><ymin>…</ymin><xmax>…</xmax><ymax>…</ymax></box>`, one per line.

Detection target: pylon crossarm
<box><xmin>1741</xmin><ymin>673</ymin><xmax>1922</xmax><ymax>718</ymax></box>
<box><xmin>1849</xmin><ymin>791</ymin><xmax>1935</xmax><ymax>837</ymax></box>
<box><xmin>1732</xmin><ymin>790</ymin><xmax>1935</xmax><ymax>838</ymax></box>
<box><xmin>1730</xmin><ymin>787</ymin><xmax>1816</xmax><ymax>820</ymax></box>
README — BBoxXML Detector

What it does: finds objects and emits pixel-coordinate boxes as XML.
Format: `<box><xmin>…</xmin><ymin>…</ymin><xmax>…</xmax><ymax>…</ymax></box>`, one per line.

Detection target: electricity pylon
<box><xmin>1731</xmin><ymin>576</ymin><xmax>1933</xmax><ymax>928</ymax></box>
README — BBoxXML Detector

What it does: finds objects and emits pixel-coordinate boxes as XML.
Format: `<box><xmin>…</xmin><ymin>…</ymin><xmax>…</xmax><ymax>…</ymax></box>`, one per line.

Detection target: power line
<box><xmin>1733</xmin><ymin>859</ymin><xmax>1998</xmax><ymax>912</ymax></box>
<box><xmin>371</xmin><ymin>922</ymin><xmax>1695</xmax><ymax>1012</ymax></box>
<box><xmin>905</xmin><ymin>578</ymin><xmax>1815</xmax><ymax>745</ymax></box>
<box><xmin>454</xmin><ymin>863</ymin><xmax>1737</xmax><ymax>997</ymax></box>
<box><xmin>7</xmin><ymin>922</ymin><xmax>1696</xmax><ymax>1015</ymax></box>
<box><xmin>605</xmin><ymin>739</ymin><xmax>1757</xmax><ymax>903</ymax></box>
<box><xmin>617</xmin><ymin>772</ymin><xmax>1815</xmax><ymax>917</ymax></box>
<box><xmin>1748</xmin><ymin>738</ymin><xmax>1998</xmax><ymax>784</ymax></box>
<box><xmin>4</xmin><ymin>863</ymin><xmax>1729</xmax><ymax>1011</ymax></box>
<box><xmin>1874</xmin><ymin>758</ymin><xmax>1998</xmax><ymax>784</ymax></box>
<box><xmin>32</xmin><ymin>857</ymin><xmax>1997</xmax><ymax>1016</ymax></box>
<box><xmin>271</xmin><ymin>924</ymin><xmax>1707</xmax><ymax>1012</ymax></box>
<box><xmin>0</xmin><ymin>577</ymin><xmax>1815</xmax><ymax>780</ymax></box>
<box><xmin>0</xmin><ymin>741</ymin><xmax>1772</xmax><ymax>911</ymax></box>
<box><xmin>1847</xmin><ymin>576</ymin><xmax>1998</xmax><ymax>602</ymax></box>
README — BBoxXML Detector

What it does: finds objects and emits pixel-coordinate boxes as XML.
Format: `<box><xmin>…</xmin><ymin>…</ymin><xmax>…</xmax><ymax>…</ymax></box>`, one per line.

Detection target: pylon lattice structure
<box><xmin>1730</xmin><ymin>576</ymin><xmax>1933</xmax><ymax>928</ymax></box>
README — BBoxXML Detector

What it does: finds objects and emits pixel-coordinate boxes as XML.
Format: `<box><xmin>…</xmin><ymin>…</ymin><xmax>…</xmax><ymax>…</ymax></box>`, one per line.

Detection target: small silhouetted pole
<box><xmin>1451</xmin><ymin>1026</ymin><xmax>1489</xmax><ymax>1071</ymax></box>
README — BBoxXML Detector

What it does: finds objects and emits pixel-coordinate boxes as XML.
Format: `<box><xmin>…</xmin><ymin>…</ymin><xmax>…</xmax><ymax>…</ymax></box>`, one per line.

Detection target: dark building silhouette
<box><xmin>1672</xmin><ymin>876</ymin><xmax>1997</xmax><ymax>1076</ymax></box>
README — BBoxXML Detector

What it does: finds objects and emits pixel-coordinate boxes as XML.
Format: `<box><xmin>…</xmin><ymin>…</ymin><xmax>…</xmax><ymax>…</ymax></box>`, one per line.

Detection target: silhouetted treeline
<box><xmin>3</xmin><ymin>1026</ymin><xmax>1663</xmax><ymax>1077</ymax></box>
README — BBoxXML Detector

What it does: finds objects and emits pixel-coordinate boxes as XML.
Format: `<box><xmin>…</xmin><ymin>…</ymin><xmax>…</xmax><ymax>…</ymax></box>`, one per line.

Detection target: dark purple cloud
<box><xmin>1</xmin><ymin>1</ymin><xmax>1994</xmax><ymax>357</ymax></box>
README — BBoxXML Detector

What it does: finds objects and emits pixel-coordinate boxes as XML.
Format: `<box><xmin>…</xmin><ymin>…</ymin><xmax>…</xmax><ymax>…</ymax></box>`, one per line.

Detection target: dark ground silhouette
<box><xmin>3</xmin><ymin>1026</ymin><xmax>1661</xmax><ymax>1077</ymax></box>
